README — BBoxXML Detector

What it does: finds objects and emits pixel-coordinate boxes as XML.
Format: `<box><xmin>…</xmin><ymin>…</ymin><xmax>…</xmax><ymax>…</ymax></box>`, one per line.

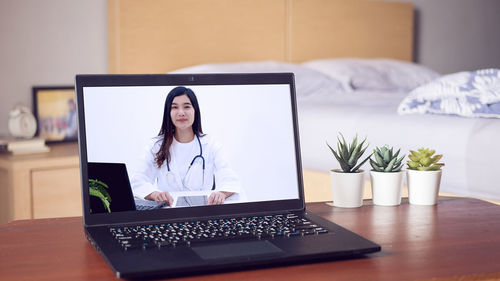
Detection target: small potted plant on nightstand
<box><xmin>406</xmin><ymin>148</ymin><xmax>445</xmax><ymax>205</ymax></box>
<box><xmin>327</xmin><ymin>133</ymin><xmax>371</xmax><ymax>208</ymax></box>
<box><xmin>369</xmin><ymin>145</ymin><xmax>405</xmax><ymax>206</ymax></box>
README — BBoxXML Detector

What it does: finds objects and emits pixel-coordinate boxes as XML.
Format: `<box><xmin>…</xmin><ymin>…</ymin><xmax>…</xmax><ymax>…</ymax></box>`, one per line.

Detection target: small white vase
<box><xmin>407</xmin><ymin>169</ymin><xmax>442</xmax><ymax>205</ymax></box>
<box><xmin>330</xmin><ymin>169</ymin><xmax>365</xmax><ymax>208</ymax></box>
<box><xmin>370</xmin><ymin>170</ymin><xmax>404</xmax><ymax>206</ymax></box>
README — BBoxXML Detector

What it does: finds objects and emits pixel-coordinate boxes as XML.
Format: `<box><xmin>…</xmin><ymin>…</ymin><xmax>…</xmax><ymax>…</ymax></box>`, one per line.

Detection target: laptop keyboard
<box><xmin>110</xmin><ymin>213</ymin><xmax>328</xmax><ymax>251</ymax></box>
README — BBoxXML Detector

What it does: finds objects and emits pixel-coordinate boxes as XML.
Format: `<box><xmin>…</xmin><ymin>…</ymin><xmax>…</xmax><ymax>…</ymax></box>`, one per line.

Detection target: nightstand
<box><xmin>0</xmin><ymin>143</ymin><xmax>81</xmax><ymax>223</ymax></box>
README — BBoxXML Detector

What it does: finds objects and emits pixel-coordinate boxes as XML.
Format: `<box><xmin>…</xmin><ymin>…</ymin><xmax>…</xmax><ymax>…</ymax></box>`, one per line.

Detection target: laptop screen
<box><xmin>77</xmin><ymin>74</ymin><xmax>304</xmax><ymax>224</ymax></box>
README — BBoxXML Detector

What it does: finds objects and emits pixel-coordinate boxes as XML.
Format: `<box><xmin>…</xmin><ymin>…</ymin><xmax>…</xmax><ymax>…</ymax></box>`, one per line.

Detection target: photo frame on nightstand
<box><xmin>32</xmin><ymin>86</ymin><xmax>77</xmax><ymax>143</ymax></box>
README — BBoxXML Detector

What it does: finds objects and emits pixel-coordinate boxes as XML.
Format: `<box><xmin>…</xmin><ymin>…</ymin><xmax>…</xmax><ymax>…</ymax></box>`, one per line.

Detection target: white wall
<box><xmin>388</xmin><ymin>0</ymin><xmax>500</xmax><ymax>74</ymax></box>
<box><xmin>0</xmin><ymin>0</ymin><xmax>107</xmax><ymax>136</ymax></box>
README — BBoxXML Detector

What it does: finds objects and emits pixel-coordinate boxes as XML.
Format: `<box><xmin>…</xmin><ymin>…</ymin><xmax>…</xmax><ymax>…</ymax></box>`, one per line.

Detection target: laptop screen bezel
<box><xmin>76</xmin><ymin>73</ymin><xmax>305</xmax><ymax>226</ymax></box>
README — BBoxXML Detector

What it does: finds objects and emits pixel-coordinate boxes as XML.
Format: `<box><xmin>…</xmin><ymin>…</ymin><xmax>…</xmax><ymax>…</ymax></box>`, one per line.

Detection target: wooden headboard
<box><xmin>108</xmin><ymin>0</ymin><xmax>413</xmax><ymax>74</ymax></box>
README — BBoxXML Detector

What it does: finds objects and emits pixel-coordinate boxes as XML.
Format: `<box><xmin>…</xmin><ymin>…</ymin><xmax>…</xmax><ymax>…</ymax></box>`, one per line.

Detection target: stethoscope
<box><xmin>165</xmin><ymin>134</ymin><xmax>205</xmax><ymax>190</ymax></box>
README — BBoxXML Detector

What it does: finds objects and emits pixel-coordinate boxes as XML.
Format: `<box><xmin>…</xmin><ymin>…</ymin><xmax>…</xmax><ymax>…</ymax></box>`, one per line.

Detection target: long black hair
<box><xmin>155</xmin><ymin>86</ymin><xmax>203</xmax><ymax>168</ymax></box>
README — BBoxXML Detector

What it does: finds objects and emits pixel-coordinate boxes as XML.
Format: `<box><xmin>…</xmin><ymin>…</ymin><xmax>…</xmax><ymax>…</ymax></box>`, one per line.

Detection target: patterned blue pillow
<box><xmin>398</xmin><ymin>69</ymin><xmax>500</xmax><ymax>118</ymax></box>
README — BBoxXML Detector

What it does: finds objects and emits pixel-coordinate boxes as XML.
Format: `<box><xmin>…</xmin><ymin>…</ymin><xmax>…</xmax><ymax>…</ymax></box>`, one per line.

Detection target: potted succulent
<box><xmin>326</xmin><ymin>133</ymin><xmax>371</xmax><ymax>208</ymax></box>
<box><xmin>369</xmin><ymin>145</ymin><xmax>405</xmax><ymax>206</ymax></box>
<box><xmin>406</xmin><ymin>148</ymin><xmax>445</xmax><ymax>205</ymax></box>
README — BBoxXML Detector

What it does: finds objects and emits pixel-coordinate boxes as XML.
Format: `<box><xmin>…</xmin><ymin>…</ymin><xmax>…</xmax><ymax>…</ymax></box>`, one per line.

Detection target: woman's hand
<box><xmin>207</xmin><ymin>191</ymin><xmax>234</xmax><ymax>205</ymax></box>
<box><xmin>145</xmin><ymin>191</ymin><xmax>174</xmax><ymax>206</ymax></box>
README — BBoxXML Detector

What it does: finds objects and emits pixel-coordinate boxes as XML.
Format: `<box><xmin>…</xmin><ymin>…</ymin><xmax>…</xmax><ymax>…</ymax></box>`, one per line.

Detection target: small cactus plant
<box><xmin>370</xmin><ymin>145</ymin><xmax>404</xmax><ymax>172</ymax></box>
<box><xmin>407</xmin><ymin>148</ymin><xmax>444</xmax><ymax>171</ymax></box>
<box><xmin>327</xmin><ymin>133</ymin><xmax>371</xmax><ymax>173</ymax></box>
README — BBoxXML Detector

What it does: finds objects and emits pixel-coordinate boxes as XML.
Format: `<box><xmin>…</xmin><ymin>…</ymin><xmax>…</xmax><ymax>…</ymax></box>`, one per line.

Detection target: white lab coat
<box><xmin>131</xmin><ymin>135</ymin><xmax>242</xmax><ymax>201</ymax></box>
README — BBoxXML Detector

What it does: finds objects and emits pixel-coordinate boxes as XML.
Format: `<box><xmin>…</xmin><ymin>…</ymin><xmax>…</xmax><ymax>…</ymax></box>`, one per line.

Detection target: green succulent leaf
<box><xmin>328</xmin><ymin>133</ymin><xmax>370</xmax><ymax>173</ymax></box>
<box><xmin>348</xmin><ymin>142</ymin><xmax>362</xmax><ymax>166</ymax></box>
<box><xmin>431</xmin><ymin>154</ymin><xmax>443</xmax><ymax>164</ymax></box>
<box><xmin>420</xmin><ymin>157</ymin><xmax>432</xmax><ymax>166</ymax></box>
<box><xmin>370</xmin><ymin>158</ymin><xmax>383</xmax><ymax>171</ymax></box>
<box><xmin>406</xmin><ymin>147</ymin><xmax>444</xmax><ymax>170</ymax></box>
<box><xmin>349</xmin><ymin>135</ymin><xmax>358</xmax><ymax>156</ymax></box>
<box><xmin>384</xmin><ymin>157</ymin><xmax>397</xmax><ymax>172</ymax></box>
<box><xmin>327</xmin><ymin>141</ymin><xmax>349</xmax><ymax>172</ymax></box>
<box><xmin>407</xmin><ymin>161</ymin><xmax>420</xmax><ymax>169</ymax></box>
<box><xmin>382</xmin><ymin>148</ymin><xmax>390</xmax><ymax>163</ymax></box>
<box><xmin>408</xmin><ymin>154</ymin><xmax>419</xmax><ymax>162</ymax></box>
<box><xmin>393</xmin><ymin>148</ymin><xmax>401</xmax><ymax>159</ymax></box>
<box><xmin>374</xmin><ymin>150</ymin><xmax>384</xmax><ymax>165</ymax></box>
<box><xmin>352</xmin><ymin>152</ymin><xmax>372</xmax><ymax>172</ymax></box>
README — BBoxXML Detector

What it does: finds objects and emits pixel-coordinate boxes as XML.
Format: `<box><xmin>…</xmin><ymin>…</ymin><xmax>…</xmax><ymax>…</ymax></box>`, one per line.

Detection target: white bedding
<box><xmin>297</xmin><ymin>91</ymin><xmax>500</xmax><ymax>200</ymax></box>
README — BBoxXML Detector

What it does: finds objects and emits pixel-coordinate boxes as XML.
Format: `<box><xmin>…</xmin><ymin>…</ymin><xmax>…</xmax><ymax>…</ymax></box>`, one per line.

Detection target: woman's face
<box><xmin>170</xmin><ymin>94</ymin><xmax>195</xmax><ymax>130</ymax></box>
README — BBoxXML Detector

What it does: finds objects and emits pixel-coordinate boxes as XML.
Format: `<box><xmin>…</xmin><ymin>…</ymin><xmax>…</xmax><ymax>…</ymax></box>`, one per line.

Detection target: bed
<box><xmin>106</xmin><ymin>0</ymin><xmax>500</xmax><ymax>201</ymax></box>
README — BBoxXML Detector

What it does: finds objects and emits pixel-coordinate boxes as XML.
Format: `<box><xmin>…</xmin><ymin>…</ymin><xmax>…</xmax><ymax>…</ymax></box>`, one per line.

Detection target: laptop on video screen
<box><xmin>76</xmin><ymin>73</ymin><xmax>380</xmax><ymax>279</ymax></box>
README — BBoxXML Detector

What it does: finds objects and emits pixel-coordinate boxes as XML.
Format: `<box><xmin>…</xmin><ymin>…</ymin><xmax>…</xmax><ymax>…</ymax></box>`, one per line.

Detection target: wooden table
<box><xmin>1</xmin><ymin>197</ymin><xmax>500</xmax><ymax>281</ymax></box>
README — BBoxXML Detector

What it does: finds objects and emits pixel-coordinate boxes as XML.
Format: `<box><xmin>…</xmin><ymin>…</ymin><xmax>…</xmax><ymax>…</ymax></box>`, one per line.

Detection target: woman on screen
<box><xmin>131</xmin><ymin>86</ymin><xmax>241</xmax><ymax>207</ymax></box>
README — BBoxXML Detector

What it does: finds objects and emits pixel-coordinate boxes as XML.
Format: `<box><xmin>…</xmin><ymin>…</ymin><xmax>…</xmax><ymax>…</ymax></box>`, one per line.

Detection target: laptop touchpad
<box><xmin>192</xmin><ymin>240</ymin><xmax>283</xmax><ymax>260</ymax></box>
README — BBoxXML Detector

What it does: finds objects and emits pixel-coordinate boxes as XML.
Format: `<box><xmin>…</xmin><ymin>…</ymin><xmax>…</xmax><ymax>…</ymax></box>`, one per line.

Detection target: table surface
<box><xmin>1</xmin><ymin>197</ymin><xmax>500</xmax><ymax>281</ymax></box>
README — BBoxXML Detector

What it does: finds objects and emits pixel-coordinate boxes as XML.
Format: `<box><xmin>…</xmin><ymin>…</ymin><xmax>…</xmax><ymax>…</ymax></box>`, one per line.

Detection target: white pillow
<box><xmin>302</xmin><ymin>58</ymin><xmax>440</xmax><ymax>91</ymax></box>
<box><xmin>398</xmin><ymin>69</ymin><xmax>500</xmax><ymax>118</ymax></box>
<box><xmin>171</xmin><ymin>61</ymin><xmax>351</xmax><ymax>96</ymax></box>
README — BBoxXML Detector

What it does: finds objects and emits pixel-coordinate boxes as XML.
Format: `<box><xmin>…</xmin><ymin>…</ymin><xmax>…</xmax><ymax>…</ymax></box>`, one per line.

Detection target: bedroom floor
<box><xmin>302</xmin><ymin>169</ymin><xmax>500</xmax><ymax>206</ymax></box>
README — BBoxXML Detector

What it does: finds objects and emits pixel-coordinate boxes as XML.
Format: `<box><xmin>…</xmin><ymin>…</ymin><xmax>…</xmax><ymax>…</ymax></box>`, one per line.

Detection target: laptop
<box><xmin>88</xmin><ymin>162</ymin><xmax>169</xmax><ymax>212</ymax></box>
<box><xmin>76</xmin><ymin>73</ymin><xmax>380</xmax><ymax>279</ymax></box>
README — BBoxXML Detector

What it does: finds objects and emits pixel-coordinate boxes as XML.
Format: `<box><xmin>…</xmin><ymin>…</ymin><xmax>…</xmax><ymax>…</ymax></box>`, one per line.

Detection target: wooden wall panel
<box><xmin>289</xmin><ymin>0</ymin><xmax>413</xmax><ymax>62</ymax></box>
<box><xmin>108</xmin><ymin>0</ymin><xmax>413</xmax><ymax>73</ymax></box>
<box><xmin>108</xmin><ymin>0</ymin><xmax>287</xmax><ymax>73</ymax></box>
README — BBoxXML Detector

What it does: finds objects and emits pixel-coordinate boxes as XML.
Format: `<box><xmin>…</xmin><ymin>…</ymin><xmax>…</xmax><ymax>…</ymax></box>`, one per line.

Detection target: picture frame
<box><xmin>32</xmin><ymin>86</ymin><xmax>77</xmax><ymax>143</ymax></box>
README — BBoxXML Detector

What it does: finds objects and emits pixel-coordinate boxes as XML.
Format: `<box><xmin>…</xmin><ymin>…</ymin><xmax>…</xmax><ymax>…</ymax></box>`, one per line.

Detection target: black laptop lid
<box><xmin>76</xmin><ymin>73</ymin><xmax>304</xmax><ymax>226</ymax></box>
<box><xmin>87</xmin><ymin>162</ymin><xmax>136</xmax><ymax>213</ymax></box>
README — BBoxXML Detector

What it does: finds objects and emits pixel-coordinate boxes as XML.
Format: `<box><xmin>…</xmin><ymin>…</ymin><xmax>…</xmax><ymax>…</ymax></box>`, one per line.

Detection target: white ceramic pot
<box><xmin>330</xmin><ymin>169</ymin><xmax>365</xmax><ymax>208</ymax></box>
<box><xmin>370</xmin><ymin>170</ymin><xmax>404</xmax><ymax>206</ymax></box>
<box><xmin>407</xmin><ymin>169</ymin><xmax>442</xmax><ymax>205</ymax></box>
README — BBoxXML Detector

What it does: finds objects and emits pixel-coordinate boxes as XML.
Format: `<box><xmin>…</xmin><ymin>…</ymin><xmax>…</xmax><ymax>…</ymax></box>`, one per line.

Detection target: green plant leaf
<box><xmin>352</xmin><ymin>152</ymin><xmax>373</xmax><ymax>172</ymax></box>
<box><xmin>407</xmin><ymin>161</ymin><xmax>420</xmax><ymax>169</ymax></box>
<box><xmin>348</xmin><ymin>135</ymin><xmax>358</xmax><ymax>156</ymax></box>
<box><xmin>89</xmin><ymin>188</ymin><xmax>111</xmax><ymax>213</ymax></box>
<box><xmin>408</xmin><ymin>154</ymin><xmax>420</xmax><ymax>162</ymax></box>
<box><xmin>374</xmin><ymin>150</ymin><xmax>384</xmax><ymax>166</ymax></box>
<box><xmin>348</xmin><ymin>140</ymin><xmax>362</xmax><ymax>166</ymax></box>
<box><xmin>421</xmin><ymin>157</ymin><xmax>432</xmax><ymax>166</ymax></box>
<box><xmin>327</xmin><ymin>141</ymin><xmax>349</xmax><ymax>172</ymax></box>
<box><xmin>430</xmin><ymin>154</ymin><xmax>442</xmax><ymax>164</ymax></box>
<box><xmin>89</xmin><ymin>179</ymin><xmax>109</xmax><ymax>189</ymax></box>
<box><xmin>92</xmin><ymin>185</ymin><xmax>111</xmax><ymax>202</ymax></box>
<box><xmin>382</xmin><ymin>148</ymin><xmax>390</xmax><ymax>163</ymax></box>
<box><xmin>393</xmin><ymin>148</ymin><xmax>401</xmax><ymax>159</ymax></box>
<box><xmin>339</xmin><ymin>135</ymin><xmax>350</xmax><ymax>164</ymax></box>
<box><xmin>430</xmin><ymin>163</ymin><xmax>445</xmax><ymax>170</ymax></box>
<box><xmin>384</xmin><ymin>157</ymin><xmax>397</xmax><ymax>172</ymax></box>
<box><xmin>336</xmin><ymin>142</ymin><xmax>344</xmax><ymax>161</ymax></box>
<box><xmin>370</xmin><ymin>158</ymin><xmax>383</xmax><ymax>171</ymax></box>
